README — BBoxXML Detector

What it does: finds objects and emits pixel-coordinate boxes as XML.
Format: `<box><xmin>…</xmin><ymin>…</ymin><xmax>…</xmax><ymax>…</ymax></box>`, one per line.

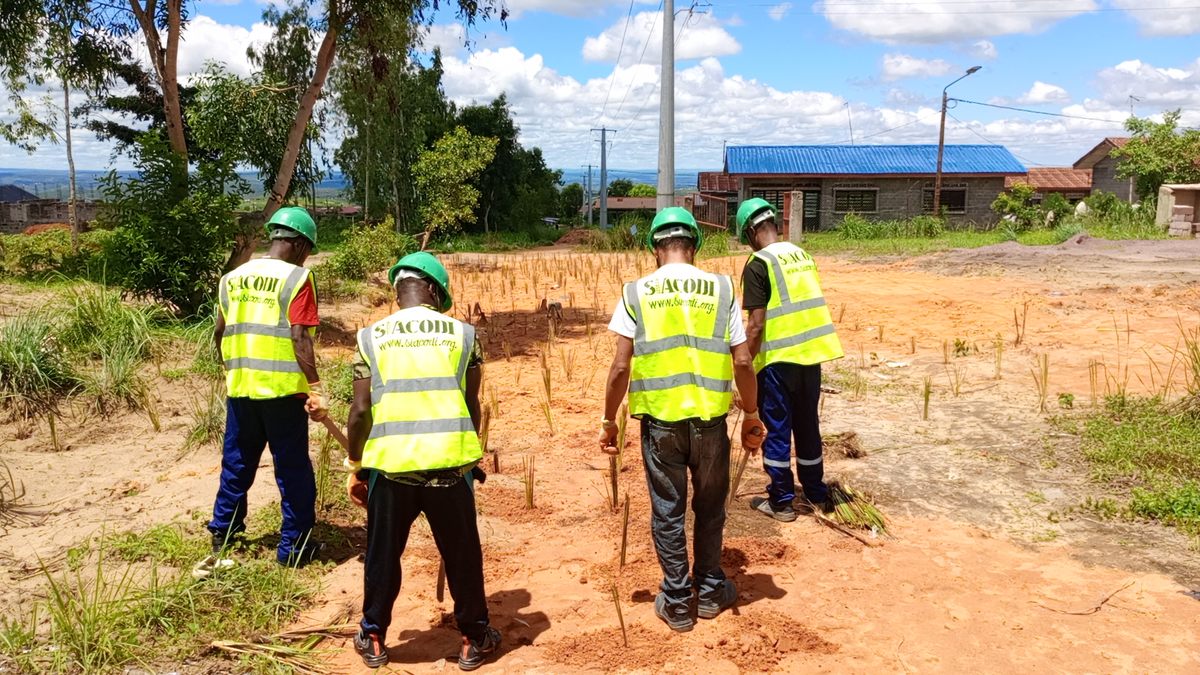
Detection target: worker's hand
<box><xmin>599</xmin><ymin>419</ymin><xmax>619</xmax><ymax>455</ymax></box>
<box><xmin>346</xmin><ymin>472</ymin><xmax>368</xmax><ymax>510</ymax></box>
<box><xmin>305</xmin><ymin>381</ymin><xmax>329</xmax><ymax>422</ymax></box>
<box><xmin>741</xmin><ymin>409</ymin><xmax>767</xmax><ymax>453</ymax></box>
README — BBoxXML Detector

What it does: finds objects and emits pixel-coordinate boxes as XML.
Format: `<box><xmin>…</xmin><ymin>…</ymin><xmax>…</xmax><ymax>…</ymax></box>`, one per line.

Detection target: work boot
<box><xmin>210</xmin><ymin>528</ymin><xmax>242</xmax><ymax>554</ymax></box>
<box><xmin>654</xmin><ymin>592</ymin><xmax>694</xmax><ymax>632</ymax></box>
<box><xmin>458</xmin><ymin>625</ymin><xmax>501</xmax><ymax>671</ymax></box>
<box><xmin>697</xmin><ymin>579</ymin><xmax>738</xmax><ymax>620</ymax></box>
<box><xmin>354</xmin><ymin>630</ymin><xmax>388</xmax><ymax>669</ymax></box>
<box><xmin>750</xmin><ymin>496</ymin><xmax>798</xmax><ymax>522</ymax></box>
<box><xmin>279</xmin><ymin>540</ymin><xmax>325</xmax><ymax>568</ymax></box>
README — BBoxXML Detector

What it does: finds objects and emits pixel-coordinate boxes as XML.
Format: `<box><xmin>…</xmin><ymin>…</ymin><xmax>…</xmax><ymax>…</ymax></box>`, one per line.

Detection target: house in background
<box><xmin>1073</xmin><ymin>137</ymin><xmax>1137</xmax><ymax>202</ymax></box>
<box><xmin>714</xmin><ymin>144</ymin><xmax>1026</xmax><ymax>231</ymax></box>
<box><xmin>1005</xmin><ymin>167</ymin><xmax>1093</xmax><ymax>203</ymax></box>
<box><xmin>0</xmin><ymin>184</ymin><xmax>101</xmax><ymax>233</ymax></box>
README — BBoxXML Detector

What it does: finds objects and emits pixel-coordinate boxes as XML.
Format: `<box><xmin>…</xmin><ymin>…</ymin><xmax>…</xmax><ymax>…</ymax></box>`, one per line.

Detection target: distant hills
<box><xmin>0</xmin><ymin>167</ymin><xmax>709</xmax><ymax>199</ymax></box>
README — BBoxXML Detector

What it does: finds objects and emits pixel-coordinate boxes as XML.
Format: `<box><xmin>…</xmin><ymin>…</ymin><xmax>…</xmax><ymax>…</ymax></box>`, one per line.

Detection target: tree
<box><xmin>413</xmin><ymin>126</ymin><xmax>497</xmax><ymax>247</ymax></box>
<box><xmin>628</xmin><ymin>182</ymin><xmax>656</xmax><ymax>198</ymax></box>
<box><xmin>559</xmin><ymin>183</ymin><xmax>584</xmax><ymax>222</ymax></box>
<box><xmin>991</xmin><ymin>182</ymin><xmax>1040</xmax><ymax>232</ymax></box>
<box><xmin>1113</xmin><ymin>110</ymin><xmax>1200</xmax><ymax>200</ymax></box>
<box><xmin>608</xmin><ymin>178</ymin><xmax>634</xmax><ymax>197</ymax></box>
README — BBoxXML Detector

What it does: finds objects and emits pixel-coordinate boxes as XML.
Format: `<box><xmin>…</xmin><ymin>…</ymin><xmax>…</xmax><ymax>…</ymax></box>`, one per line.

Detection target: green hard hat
<box><xmin>736</xmin><ymin>198</ymin><xmax>776</xmax><ymax>244</ymax></box>
<box><xmin>646</xmin><ymin>207</ymin><xmax>703</xmax><ymax>251</ymax></box>
<box><xmin>388</xmin><ymin>251</ymin><xmax>453</xmax><ymax>312</ymax></box>
<box><xmin>265</xmin><ymin>206</ymin><xmax>318</xmax><ymax>248</ymax></box>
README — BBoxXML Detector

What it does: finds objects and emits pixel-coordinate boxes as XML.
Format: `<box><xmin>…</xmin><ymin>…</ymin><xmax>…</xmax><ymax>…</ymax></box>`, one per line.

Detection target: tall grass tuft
<box><xmin>184</xmin><ymin>381</ymin><xmax>226</xmax><ymax>453</ymax></box>
<box><xmin>0</xmin><ymin>312</ymin><xmax>79</xmax><ymax>449</ymax></box>
<box><xmin>1031</xmin><ymin>354</ymin><xmax>1050</xmax><ymax>413</ymax></box>
<box><xmin>57</xmin><ymin>283</ymin><xmax>167</xmax><ymax>362</ymax></box>
<box><xmin>522</xmin><ymin>456</ymin><xmax>536</xmax><ymax>509</ymax></box>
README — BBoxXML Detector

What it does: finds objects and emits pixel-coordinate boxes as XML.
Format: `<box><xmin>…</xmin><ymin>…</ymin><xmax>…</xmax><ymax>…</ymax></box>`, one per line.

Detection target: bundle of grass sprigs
<box><xmin>824</xmin><ymin>480</ymin><xmax>889</xmax><ymax>536</ymax></box>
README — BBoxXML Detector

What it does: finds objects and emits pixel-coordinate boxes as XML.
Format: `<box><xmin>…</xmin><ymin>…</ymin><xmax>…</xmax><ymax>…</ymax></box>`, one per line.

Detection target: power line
<box><xmin>946</xmin><ymin>112</ymin><xmax>1049</xmax><ymax>167</ymax></box>
<box><xmin>610</xmin><ymin>1</ymin><xmax>664</xmax><ymax>121</ymax></box>
<box><xmin>596</xmin><ymin>0</ymin><xmax>638</xmax><ymax>124</ymax></box>
<box><xmin>951</xmin><ymin>98</ymin><xmax>1130</xmax><ymax>125</ymax></box>
<box><xmin>722</xmin><ymin>1</ymin><xmax>1200</xmax><ymax>13</ymax></box>
<box><xmin>617</xmin><ymin>2</ymin><xmax>694</xmax><ymax>136</ymax></box>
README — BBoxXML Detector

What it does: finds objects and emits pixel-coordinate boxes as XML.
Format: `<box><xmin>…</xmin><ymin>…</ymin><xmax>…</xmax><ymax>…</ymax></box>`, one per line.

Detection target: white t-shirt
<box><xmin>607</xmin><ymin>262</ymin><xmax>747</xmax><ymax>346</ymax></box>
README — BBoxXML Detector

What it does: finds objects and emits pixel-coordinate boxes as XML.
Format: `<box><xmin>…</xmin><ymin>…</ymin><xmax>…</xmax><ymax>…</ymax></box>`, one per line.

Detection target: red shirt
<box><xmin>288</xmin><ymin>278</ymin><xmax>319</xmax><ymax>327</ymax></box>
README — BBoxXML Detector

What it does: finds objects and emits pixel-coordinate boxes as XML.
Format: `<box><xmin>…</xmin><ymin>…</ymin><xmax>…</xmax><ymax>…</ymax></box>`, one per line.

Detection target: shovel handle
<box><xmin>320</xmin><ymin>417</ymin><xmax>351</xmax><ymax>452</ymax></box>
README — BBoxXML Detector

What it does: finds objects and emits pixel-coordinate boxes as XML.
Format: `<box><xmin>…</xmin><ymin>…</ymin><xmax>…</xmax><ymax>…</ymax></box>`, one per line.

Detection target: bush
<box><xmin>320</xmin><ymin>217</ymin><xmax>417</xmax><ymax>282</ymax></box>
<box><xmin>0</xmin><ymin>311</ymin><xmax>79</xmax><ymax>448</ymax></box>
<box><xmin>100</xmin><ymin>133</ymin><xmax>247</xmax><ymax>317</ymax></box>
<box><xmin>0</xmin><ymin>229</ymin><xmax>115</xmax><ymax>280</ymax></box>
<box><xmin>586</xmin><ymin>213</ymin><xmax>652</xmax><ymax>251</ymax></box>
<box><xmin>698</xmin><ymin>229</ymin><xmax>731</xmax><ymax>258</ymax></box>
<box><xmin>991</xmin><ymin>183</ymin><xmax>1041</xmax><ymax>232</ymax></box>
<box><xmin>1041</xmin><ymin>192</ymin><xmax>1074</xmax><ymax>225</ymax></box>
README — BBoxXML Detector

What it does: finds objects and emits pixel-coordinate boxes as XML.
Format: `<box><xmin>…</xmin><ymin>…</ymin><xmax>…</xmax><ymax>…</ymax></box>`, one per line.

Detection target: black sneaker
<box><xmin>750</xmin><ymin>496</ymin><xmax>798</xmax><ymax>522</ymax></box>
<box><xmin>697</xmin><ymin>579</ymin><xmax>737</xmax><ymax>619</ymax></box>
<box><xmin>210</xmin><ymin>529</ymin><xmax>241</xmax><ymax>553</ymax></box>
<box><xmin>279</xmin><ymin>540</ymin><xmax>325</xmax><ymax>568</ymax></box>
<box><xmin>654</xmin><ymin>592</ymin><xmax>694</xmax><ymax>632</ymax></box>
<box><xmin>458</xmin><ymin>625</ymin><xmax>501</xmax><ymax>671</ymax></box>
<box><xmin>354</xmin><ymin>630</ymin><xmax>388</xmax><ymax>669</ymax></box>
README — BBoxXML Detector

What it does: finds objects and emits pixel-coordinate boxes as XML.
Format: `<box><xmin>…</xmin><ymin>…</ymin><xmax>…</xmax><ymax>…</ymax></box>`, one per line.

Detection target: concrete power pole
<box><xmin>656</xmin><ymin>0</ymin><xmax>675</xmax><ymax>212</ymax></box>
<box><xmin>585</xmin><ymin>164</ymin><xmax>593</xmax><ymax>226</ymax></box>
<box><xmin>593</xmin><ymin>128</ymin><xmax>613</xmax><ymax>229</ymax></box>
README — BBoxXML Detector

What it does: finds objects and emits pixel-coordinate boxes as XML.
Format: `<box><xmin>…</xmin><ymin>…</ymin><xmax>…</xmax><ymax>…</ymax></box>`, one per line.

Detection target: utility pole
<box><xmin>657</xmin><ymin>0</ymin><xmax>675</xmax><ymax>211</ymax></box>
<box><xmin>585</xmin><ymin>164</ymin><xmax>593</xmax><ymax>226</ymax></box>
<box><xmin>592</xmin><ymin>127</ymin><xmax>614</xmax><ymax>229</ymax></box>
<box><xmin>934</xmin><ymin>65</ymin><xmax>981</xmax><ymax>215</ymax></box>
<box><xmin>845</xmin><ymin>102</ymin><xmax>855</xmax><ymax>144</ymax></box>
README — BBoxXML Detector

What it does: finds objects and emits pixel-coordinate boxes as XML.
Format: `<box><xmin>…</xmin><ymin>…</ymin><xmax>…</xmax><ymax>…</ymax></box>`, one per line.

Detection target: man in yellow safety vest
<box><xmin>600</xmin><ymin>207</ymin><xmax>766</xmax><ymax>632</ymax></box>
<box><xmin>344</xmin><ymin>252</ymin><xmax>500</xmax><ymax>671</ymax></box>
<box><xmin>210</xmin><ymin>206</ymin><xmax>328</xmax><ymax>565</ymax></box>
<box><xmin>736</xmin><ymin>198</ymin><xmax>844</xmax><ymax>522</ymax></box>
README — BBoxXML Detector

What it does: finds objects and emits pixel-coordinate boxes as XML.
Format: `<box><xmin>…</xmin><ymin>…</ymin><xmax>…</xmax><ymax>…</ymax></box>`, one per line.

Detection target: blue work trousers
<box><xmin>640</xmin><ymin>415</ymin><xmax>730</xmax><ymax>611</ymax></box>
<box><xmin>209</xmin><ymin>396</ymin><xmax>315</xmax><ymax>563</ymax></box>
<box><xmin>758</xmin><ymin>362</ymin><xmax>828</xmax><ymax>507</ymax></box>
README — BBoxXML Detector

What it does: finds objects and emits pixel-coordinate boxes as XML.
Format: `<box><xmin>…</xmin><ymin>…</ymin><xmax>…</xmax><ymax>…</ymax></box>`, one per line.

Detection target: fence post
<box><xmin>788</xmin><ymin>190</ymin><xmax>804</xmax><ymax>243</ymax></box>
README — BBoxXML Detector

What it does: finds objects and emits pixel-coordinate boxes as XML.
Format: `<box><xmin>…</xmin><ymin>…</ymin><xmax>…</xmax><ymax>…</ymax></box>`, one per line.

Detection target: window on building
<box><xmin>749</xmin><ymin>189</ymin><xmax>786</xmax><ymax>211</ymax></box>
<box><xmin>833</xmin><ymin>189</ymin><xmax>878</xmax><ymax>214</ymax></box>
<box><xmin>922</xmin><ymin>187</ymin><xmax>967</xmax><ymax>214</ymax></box>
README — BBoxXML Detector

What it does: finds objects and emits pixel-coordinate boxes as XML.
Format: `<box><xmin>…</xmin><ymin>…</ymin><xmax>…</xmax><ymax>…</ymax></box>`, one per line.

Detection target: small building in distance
<box><xmin>1073</xmin><ymin>137</ymin><xmax>1137</xmax><ymax>203</ymax></box>
<box><xmin>717</xmin><ymin>144</ymin><xmax>1027</xmax><ymax>231</ymax></box>
<box><xmin>1005</xmin><ymin>167</ymin><xmax>1093</xmax><ymax>204</ymax></box>
<box><xmin>0</xmin><ymin>184</ymin><xmax>101</xmax><ymax>234</ymax></box>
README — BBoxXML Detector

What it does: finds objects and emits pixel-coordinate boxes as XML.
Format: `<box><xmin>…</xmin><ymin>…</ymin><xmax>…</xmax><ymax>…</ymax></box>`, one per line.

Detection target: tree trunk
<box><xmin>129</xmin><ymin>0</ymin><xmax>188</xmax><ymax>162</ymax></box>
<box><xmin>63</xmin><ymin>79</ymin><xmax>79</xmax><ymax>252</ymax></box>
<box><xmin>364</xmin><ymin>123</ymin><xmax>371</xmax><ymax>221</ymax></box>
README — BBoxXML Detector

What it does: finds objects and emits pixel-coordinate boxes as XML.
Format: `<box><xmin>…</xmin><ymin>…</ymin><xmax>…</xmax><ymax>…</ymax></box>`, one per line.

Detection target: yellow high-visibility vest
<box><xmin>751</xmin><ymin>242</ymin><xmax>843</xmax><ymax>371</ymax></box>
<box><xmin>625</xmin><ymin>266</ymin><xmax>734</xmax><ymax>422</ymax></box>
<box><xmin>357</xmin><ymin>306</ymin><xmax>481</xmax><ymax>474</ymax></box>
<box><xmin>219</xmin><ymin>258</ymin><xmax>312</xmax><ymax>399</ymax></box>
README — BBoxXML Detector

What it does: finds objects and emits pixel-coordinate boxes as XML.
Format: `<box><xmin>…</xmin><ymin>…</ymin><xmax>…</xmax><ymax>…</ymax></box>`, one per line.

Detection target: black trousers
<box><xmin>360</xmin><ymin>474</ymin><xmax>488</xmax><ymax>643</ymax></box>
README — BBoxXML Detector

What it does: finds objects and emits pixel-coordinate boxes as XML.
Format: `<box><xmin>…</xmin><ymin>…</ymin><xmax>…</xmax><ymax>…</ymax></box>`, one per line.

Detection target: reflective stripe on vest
<box><xmin>358</xmin><ymin>308</ymin><xmax>481</xmax><ymax>474</ymax></box>
<box><xmin>220</xmin><ymin>259</ymin><xmax>311</xmax><ymax>398</ymax></box>
<box><xmin>752</xmin><ymin>243</ymin><xmax>843</xmax><ymax>371</ymax></box>
<box><xmin>626</xmin><ymin>268</ymin><xmax>734</xmax><ymax>422</ymax></box>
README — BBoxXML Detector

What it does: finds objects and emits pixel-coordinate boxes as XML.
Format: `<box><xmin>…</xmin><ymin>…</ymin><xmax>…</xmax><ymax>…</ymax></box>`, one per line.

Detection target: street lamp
<box><xmin>934</xmin><ymin>65</ymin><xmax>982</xmax><ymax>215</ymax></box>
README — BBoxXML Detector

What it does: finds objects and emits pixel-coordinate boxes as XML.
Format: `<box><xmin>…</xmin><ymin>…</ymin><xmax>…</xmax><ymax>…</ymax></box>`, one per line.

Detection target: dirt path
<box><xmin>3</xmin><ymin>239</ymin><xmax>1199</xmax><ymax>671</ymax></box>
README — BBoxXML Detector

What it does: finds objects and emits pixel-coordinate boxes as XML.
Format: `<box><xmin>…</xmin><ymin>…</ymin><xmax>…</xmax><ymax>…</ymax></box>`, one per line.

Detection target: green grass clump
<box><xmin>434</xmin><ymin>225</ymin><xmax>562</xmax><ymax>253</ymax></box>
<box><xmin>1079</xmin><ymin>395</ymin><xmax>1200</xmax><ymax>534</ymax></box>
<box><xmin>0</xmin><ymin>311</ymin><xmax>79</xmax><ymax>447</ymax></box>
<box><xmin>838</xmin><ymin>214</ymin><xmax>945</xmax><ymax>240</ymax></box>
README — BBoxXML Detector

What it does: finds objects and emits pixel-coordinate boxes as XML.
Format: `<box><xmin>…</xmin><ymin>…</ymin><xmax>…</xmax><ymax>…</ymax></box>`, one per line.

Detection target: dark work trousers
<box><xmin>758</xmin><ymin>362</ymin><xmax>828</xmax><ymax>507</ymax></box>
<box><xmin>640</xmin><ymin>415</ymin><xmax>730</xmax><ymax>611</ymax></box>
<box><xmin>360</xmin><ymin>473</ymin><xmax>489</xmax><ymax>643</ymax></box>
<box><xmin>209</xmin><ymin>396</ymin><xmax>316</xmax><ymax>563</ymax></box>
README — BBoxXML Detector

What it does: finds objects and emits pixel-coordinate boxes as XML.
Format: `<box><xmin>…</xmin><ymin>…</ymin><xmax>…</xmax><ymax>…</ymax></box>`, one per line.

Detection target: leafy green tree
<box><xmin>413</xmin><ymin>126</ymin><xmax>498</xmax><ymax>246</ymax></box>
<box><xmin>559</xmin><ymin>183</ymin><xmax>584</xmax><ymax>222</ymax></box>
<box><xmin>607</xmin><ymin>178</ymin><xmax>634</xmax><ymax>197</ymax></box>
<box><xmin>1113</xmin><ymin>110</ymin><xmax>1200</xmax><ymax>200</ymax></box>
<box><xmin>628</xmin><ymin>182</ymin><xmax>656</xmax><ymax>198</ymax></box>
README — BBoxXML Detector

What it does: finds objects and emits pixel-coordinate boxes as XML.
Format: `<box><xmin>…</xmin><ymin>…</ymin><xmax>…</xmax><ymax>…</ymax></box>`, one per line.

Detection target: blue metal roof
<box><xmin>725</xmin><ymin>144</ymin><xmax>1026</xmax><ymax>175</ymax></box>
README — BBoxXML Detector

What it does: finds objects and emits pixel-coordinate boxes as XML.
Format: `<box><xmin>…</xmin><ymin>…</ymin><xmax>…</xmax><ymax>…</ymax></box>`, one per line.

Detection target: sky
<box><xmin>2</xmin><ymin>0</ymin><xmax>1199</xmax><ymax>174</ymax></box>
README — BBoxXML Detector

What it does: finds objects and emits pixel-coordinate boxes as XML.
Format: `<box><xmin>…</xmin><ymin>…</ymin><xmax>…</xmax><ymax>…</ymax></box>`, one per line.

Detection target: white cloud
<box><xmin>817</xmin><ymin>0</ymin><xmax>1097</xmax><ymax>43</ymax></box>
<box><xmin>1112</xmin><ymin>0</ymin><xmax>1200</xmax><ymax>36</ymax></box>
<box><xmin>768</xmin><ymin>3</ymin><xmax>793</xmax><ymax>21</ymax></box>
<box><xmin>582</xmin><ymin>11</ymin><xmax>741</xmax><ymax>64</ymax></box>
<box><xmin>504</xmin><ymin>0</ymin><xmax>655</xmax><ymax>18</ymax></box>
<box><xmin>1095</xmin><ymin>58</ymin><xmax>1200</xmax><ymax>110</ymax></box>
<box><xmin>424</xmin><ymin>24</ymin><xmax>467</xmax><ymax>54</ymax></box>
<box><xmin>970</xmin><ymin>40</ymin><xmax>997</xmax><ymax>60</ymax></box>
<box><xmin>1014</xmin><ymin>81</ymin><xmax>1071</xmax><ymax>105</ymax></box>
<box><xmin>880</xmin><ymin>54</ymin><xmax>954</xmax><ymax>81</ymax></box>
<box><xmin>172</xmin><ymin>15</ymin><xmax>276</xmax><ymax>79</ymax></box>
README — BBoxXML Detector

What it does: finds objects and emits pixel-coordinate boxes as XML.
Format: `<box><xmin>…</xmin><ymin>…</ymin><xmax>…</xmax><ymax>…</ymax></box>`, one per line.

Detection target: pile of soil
<box><xmin>555</xmin><ymin>228</ymin><xmax>595</xmax><ymax>247</ymax></box>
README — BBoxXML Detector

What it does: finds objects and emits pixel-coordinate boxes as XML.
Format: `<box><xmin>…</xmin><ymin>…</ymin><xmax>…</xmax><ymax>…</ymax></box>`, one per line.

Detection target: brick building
<box><xmin>0</xmin><ymin>184</ymin><xmax>101</xmax><ymax>234</ymax></box>
<box><xmin>1005</xmin><ymin>167</ymin><xmax>1093</xmax><ymax>203</ymax></box>
<box><xmin>1073</xmin><ymin>137</ymin><xmax>1137</xmax><ymax>202</ymax></box>
<box><xmin>715</xmin><ymin>144</ymin><xmax>1026</xmax><ymax>231</ymax></box>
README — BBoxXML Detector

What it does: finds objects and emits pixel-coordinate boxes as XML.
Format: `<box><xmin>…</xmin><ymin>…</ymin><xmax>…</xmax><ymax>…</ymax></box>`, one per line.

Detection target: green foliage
<box><xmin>627</xmin><ymin>183</ymin><xmax>657</xmax><ymax>198</ymax></box>
<box><xmin>414</xmin><ymin>126</ymin><xmax>498</xmax><ymax>240</ymax></box>
<box><xmin>319</xmin><ymin>217</ymin><xmax>417</xmax><ymax>282</ymax></box>
<box><xmin>1113</xmin><ymin>110</ymin><xmax>1200</xmax><ymax>200</ymax></box>
<box><xmin>837</xmin><ymin>214</ymin><xmax>946</xmax><ymax>240</ymax></box>
<box><xmin>58</xmin><ymin>283</ymin><xmax>168</xmax><ymax>361</ymax></box>
<box><xmin>324</xmin><ymin>357</ymin><xmax>355</xmax><ymax>405</ymax></box>
<box><xmin>1076</xmin><ymin>191</ymin><xmax>1161</xmax><ymax>239</ymax></box>
<box><xmin>1041</xmin><ymin>192</ymin><xmax>1074</xmax><ymax>225</ymax></box>
<box><xmin>586</xmin><ymin>213</ymin><xmax>652</xmax><ymax>251</ymax></box>
<box><xmin>559</xmin><ymin>183</ymin><xmax>584</xmax><ymax>222</ymax></box>
<box><xmin>100</xmin><ymin>132</ymin><xmax>247</xmax><ymax>316</ymax></box>
<box><xmin>0</xmin><ymin>229</ymin><xmax>114</xmax><ymax>279</ymax></box>
<box><xmin>698</xmin><ymin>229</ymin><xmax>730</xmax><ymax>259</ymax></box>
<box><xmin>184</xmin><ymin>381</ymin><xmax>226</xmax><ymax>452</ymax></box>
<box><xmin>0</xmin><ymin>310</ymin><xmax>78</xmax><ymax>426</ymax></box>
<box><xmin>1079</xmin><ymin>395</ymin><xmax>1200</xmax><ymax>534</ymax></box>
<box><xmin>434</xmin><ymin>226</ymin><xmax>561</xmax><ymax>253</ymax></box>
<box><xmin>991</xmin><ymin>182</ymin><xmax>1041</xmax><ymax>232</ymax></box>
<box><xmin>607</xmin><ymin>178</ymin><xmax>634</xmax><ymax>197</ymax></box>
